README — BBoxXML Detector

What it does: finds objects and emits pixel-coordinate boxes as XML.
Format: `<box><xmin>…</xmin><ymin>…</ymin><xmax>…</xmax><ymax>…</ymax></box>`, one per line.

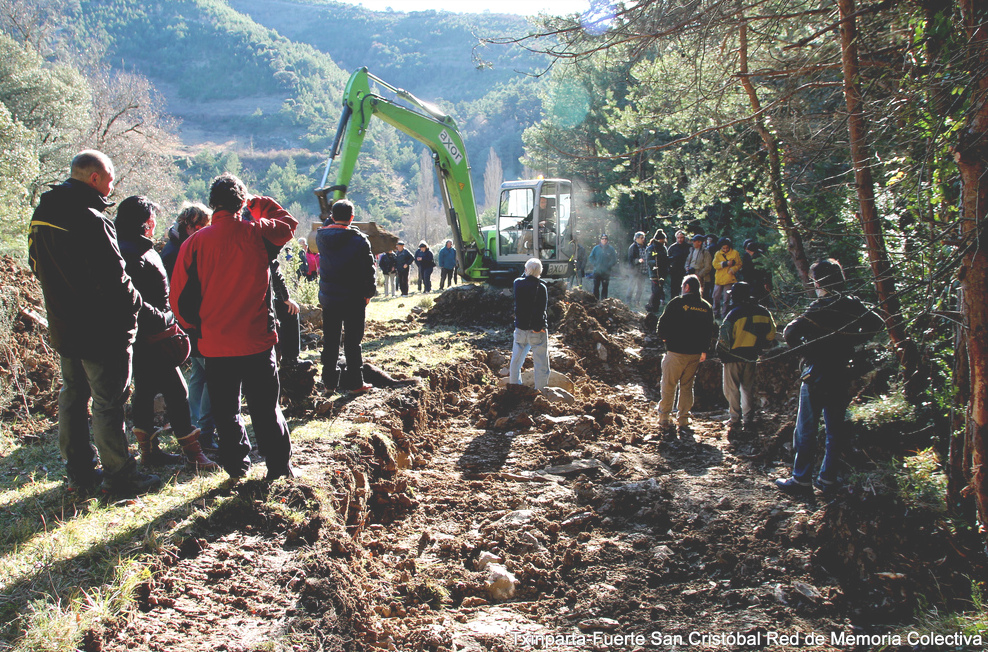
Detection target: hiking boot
<box><xmin>775</xmin><ymin>477</ymin><xmax>812</xmax><ymax>496</ymax></box>
<box><xmin>134</xmin><ymin>427</ymin><xmax>183</xmax><ymax>467</ymax></box>
<box><xmin>177</xmin><ymin>429</ymin><xmax>219</xmax><ymax>471</ymax></box>
<box><xmin>265</xmin><ymin>464</ymin><xmax>297</xmax><ymax>482</ymax></box>
<box><xmin>67</xmin><ymin>468</ymin><xmax>104</xmax><ymax>494</ymax></box>
<box><xmin>102</xmin><ymin>468</ymin><xmax>162</xmax><ymax>496</ymax></box>
<box><xmin>350</xmin><ymin>383</ymin><xmax>374</xmax><ymax>395</ymax></box>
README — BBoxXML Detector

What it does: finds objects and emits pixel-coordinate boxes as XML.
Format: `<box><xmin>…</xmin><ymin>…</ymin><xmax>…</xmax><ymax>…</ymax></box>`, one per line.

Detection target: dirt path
<box><xmin>349</xmin><ymin>379</ymin><xmax>847</xmax><ymax>652</ymax></box>
<box><xmin>82</xmin><ymin>287</ymin><xmax>981</xmax><ymax>651</ymax></box>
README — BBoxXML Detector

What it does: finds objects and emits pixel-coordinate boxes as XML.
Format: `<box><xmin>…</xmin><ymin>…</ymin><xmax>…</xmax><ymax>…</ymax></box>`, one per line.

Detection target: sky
<box><xmin>335</xmin><ymin>0</ymin><xmax>591</xmax><ymax>17</ymax></box>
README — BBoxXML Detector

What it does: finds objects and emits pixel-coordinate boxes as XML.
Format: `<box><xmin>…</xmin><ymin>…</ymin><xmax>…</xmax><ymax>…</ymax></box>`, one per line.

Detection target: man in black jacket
<box><xmin>656</xmin><ymin>275</ymin><xmax>717</xmax><ymax>437</ymax></box>
<box><xmin>394</xmin><ymin>241</ymin><xmax>415</xmax><ymax>296</ymax></box>
<box><xmin>776</xmin><ymin>259</ymin><xmax>883</xmax><ymax>495</ymax></box>
<box><xmin>317</xmin><ymin>200</ymin><xmax>377</xmax><ymax>394</ymax></box>
<box><xmin>508</xmin><ymin>258</ymin><xmax>550</xmax><ymax>389</ymax></box>
<box><xmin>28</xmin><ymin>150</ymin><xmax>160</xmax><ymax>495</ymax></box>
<box><xmin>645</xmin><ymin>229</ymin><xmax>669</xmax><ymax>313</ymax></box>
<box><xmin>666</xmin><ymin>230</ymin><xmax>690</xmax><ymax>298</ymax></box>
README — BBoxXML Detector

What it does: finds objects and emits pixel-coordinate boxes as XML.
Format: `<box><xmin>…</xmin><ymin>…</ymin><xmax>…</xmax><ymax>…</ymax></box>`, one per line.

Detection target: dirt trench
<box><xmin>57</xmin><ymin>283</ymin><xmax>982</xmax><ymax>651</ymax></box>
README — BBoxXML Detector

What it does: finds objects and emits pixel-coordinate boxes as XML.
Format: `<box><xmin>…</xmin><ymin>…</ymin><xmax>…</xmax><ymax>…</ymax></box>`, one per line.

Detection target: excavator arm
<box><xmin>315</xmin><ymin>67</ymin><xmax>488</xmax><ymax>280</ymax></box>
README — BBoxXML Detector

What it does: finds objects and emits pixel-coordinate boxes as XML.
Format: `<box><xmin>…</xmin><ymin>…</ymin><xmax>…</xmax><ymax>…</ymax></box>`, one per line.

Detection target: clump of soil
<box><xmin>0</xmin><ymin>256</ymin><xmax>60</xmax><ymax>432</ymax></box>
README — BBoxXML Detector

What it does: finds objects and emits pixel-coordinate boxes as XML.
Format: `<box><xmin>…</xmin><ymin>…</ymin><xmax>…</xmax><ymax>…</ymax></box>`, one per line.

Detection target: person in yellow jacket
<box><xmin>712</xmin><ymin>237</ymin><xmax>742</xmax><ymax>319</ymax></box>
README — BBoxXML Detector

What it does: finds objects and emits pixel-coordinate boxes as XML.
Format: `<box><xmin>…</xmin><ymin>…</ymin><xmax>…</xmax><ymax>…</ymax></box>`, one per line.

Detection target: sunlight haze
<box><xmin>337</xmin><ymin>0</ymin><xmax>591</xmax><ymax>16</ymax></box>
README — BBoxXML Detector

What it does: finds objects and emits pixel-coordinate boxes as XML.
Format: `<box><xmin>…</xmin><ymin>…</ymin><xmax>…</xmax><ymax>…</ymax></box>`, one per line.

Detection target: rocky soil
<box><xmin>1</xmin><ymin>259</ymin><xmax>983</xmax><ymax>651</ymax></box>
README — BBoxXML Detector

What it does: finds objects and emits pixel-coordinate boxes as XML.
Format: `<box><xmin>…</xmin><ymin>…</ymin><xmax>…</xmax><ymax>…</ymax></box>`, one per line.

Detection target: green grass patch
<box><xmin>0</xmin><ymin>427</ymin><xmax>237</xmax><ymax>649</ymax></box>
<box><xmin>849</xmin><ymin>383</ymin><xmax>916</xmax><ymax>429</ymax></box>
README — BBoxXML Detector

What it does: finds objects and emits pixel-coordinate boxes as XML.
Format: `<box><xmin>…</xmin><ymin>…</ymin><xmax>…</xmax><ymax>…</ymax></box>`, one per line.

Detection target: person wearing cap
<box><xmin>712</xmin><ymin>237</ymin><xmax>742</xmax><ymax>319</ymax></box>
<box><xmin>656</xmin><ymin>274</ymin><xmax>717</xmax><ymax>438</ymax></box>
<box><xmin>437</xmin><ymin>239</ymin><xmax>457</xmax><ymax>290</ymax></box>
<box><xmin>378</xmin><ymin>247</ymin><xmax>399</xmax><ymax>297</ymax></box>
<box><xmin>588</xmin><ymin>233</ymin><xmax>618</xmax><ymax>299</ymax></box>
<box><xmin>508</xmin><ymin>258</ymin><xmax>551</xmax><ymax>390</ymax></box>
<box><xmin>626</xmin><ymin>231</ymin><xmax>649</xmax><ymax>309</ymax></box>
<box><xmin>717</xmin><ymin>282</ymin><xmax>776</xmax><ymax>431</ymax></box>
<box><xmin>394</xmin><ymin>240</ymin><xmax>415</xmax><ymax>296</ymax></box>
<box><xmin>646</xmin><ymin>230</ymin><xmax>669</xmax><ymax>312</ymax></box>
<box><xmin>415</xmin><ymin>241</ymin><xmax>435</xmax><ymax>293</ymax></box>
<box><xmin>666</xmin><ymin>230</ymin><xmax>690</xmax><ymax>298</ymax></box>
<box><xmin>775</xmin><ymin>258</ymin><xmax>883</xmax><ymax>496</ymax></box>
<box><xmin>316</xmin><ymin>199</ymin><xmax>377</xmax><ymax>395</ymax></box>
<box><xmin>684</xmin><ymin>234</ymin><xmax>712</xmax><ymax>297</ymax></box>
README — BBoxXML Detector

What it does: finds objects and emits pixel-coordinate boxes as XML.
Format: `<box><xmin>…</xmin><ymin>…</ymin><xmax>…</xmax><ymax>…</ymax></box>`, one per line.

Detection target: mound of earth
<box><xmin>0</xmin><ymin>256</ymin><xmax>60</xmax><ymax>432</ymax></box>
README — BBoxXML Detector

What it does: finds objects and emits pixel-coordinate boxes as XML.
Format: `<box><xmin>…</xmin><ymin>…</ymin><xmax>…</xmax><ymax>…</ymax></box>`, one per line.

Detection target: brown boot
<box><xmin>134</xmin><ymin>427</ymin><xmax>183</xmax><ymax>467</ymax></box>
<box><xmin>177</xmin><ymin>428</ymin><xmax>219</xmax><ymax>470</ymax></box>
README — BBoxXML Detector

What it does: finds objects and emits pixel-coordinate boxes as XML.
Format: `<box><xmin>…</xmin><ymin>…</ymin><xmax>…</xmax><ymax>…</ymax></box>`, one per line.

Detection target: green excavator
<box><xmin>310</xmin><ymin>67</ymin><xmax>575</xmax><ymax>283</ymax></box>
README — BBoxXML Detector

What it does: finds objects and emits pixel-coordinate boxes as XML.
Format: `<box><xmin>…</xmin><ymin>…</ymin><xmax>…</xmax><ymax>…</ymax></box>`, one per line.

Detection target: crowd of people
<box><xmin>520</xmin><ymin>224</ymin><xmax>884</xmax><ymax>498</ymax></box>
<box><xmin>566</xmin><ymin>228</ymin><xmax>773</xmax><ymax>316</ymax></box>
<box><xmin>28</xmin><ymin>150</ymin><xmax>376</xmax><ymax>496</ymax></box>
<box><xmin>29</xmin><ymin>149</ymin><xmax>884</xmax><ymax>500</ymax></box>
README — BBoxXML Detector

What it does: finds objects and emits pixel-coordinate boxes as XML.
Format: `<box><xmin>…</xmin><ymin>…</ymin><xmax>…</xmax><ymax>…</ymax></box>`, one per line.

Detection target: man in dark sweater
<box><xmin>508</xmin><ymin>258</ymin><xmax>550</xmax><ymax>390</ymax></box>
<box><xmin>656</xmin><ymin>274</ymin><xmax>717</xmax><ymax>436</ymax></box>
<box><xmin>317</xmin><ymin>200</ymin><xmax>377</xmax><ymax>394</ymax></box>
<box><xmin>666</xmin><ymin>230</ymin><xmax>690</xmax><ymax>298</ymax></box>
<box><xmin>776</xmin><ymin>258</ymin><xmax>883</xmax><ymax>495</ymax></box>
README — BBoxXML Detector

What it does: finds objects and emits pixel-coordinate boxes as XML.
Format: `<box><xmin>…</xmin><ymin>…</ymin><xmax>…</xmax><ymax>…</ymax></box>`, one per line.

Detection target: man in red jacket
<box><xmin>171</xmin><ymin>173</ymin><xmax>298</xmax><ymax>481</ymax></box>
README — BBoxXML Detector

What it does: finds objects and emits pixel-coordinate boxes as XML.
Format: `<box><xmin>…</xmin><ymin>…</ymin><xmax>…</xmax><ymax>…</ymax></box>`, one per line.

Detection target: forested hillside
<box><xmin>66</xmin><ymin>0</ymin><xmax>544</xmax><ymax>229</ymax></box>
<box><xmin>227</xmin><ymin>0</ymin><xmax>545</xmax><ymax>101</ymax></box>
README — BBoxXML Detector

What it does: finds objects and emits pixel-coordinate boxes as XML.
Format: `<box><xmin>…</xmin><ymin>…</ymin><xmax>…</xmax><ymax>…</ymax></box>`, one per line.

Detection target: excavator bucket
<box><xmin>305</xmin><ymin>219</ymin><xmax>399</xmax><ymax>256</ymax></box>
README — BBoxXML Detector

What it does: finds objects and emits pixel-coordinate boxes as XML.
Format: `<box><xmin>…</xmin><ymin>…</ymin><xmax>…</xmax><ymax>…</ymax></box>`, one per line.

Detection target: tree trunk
<box><xmin>955</xmin><ymin>0</ymin><xmax>988</xmax><ymax>541</ymax></box>
<box><xmin>837</xmin><ymin>0</ymin><xmax>922</xmax><ymax>398</ymax></box>
<box><xmin>738</xmin><ymin>21</ymin><xmax>812</xmax><ymax>288</ymax></box>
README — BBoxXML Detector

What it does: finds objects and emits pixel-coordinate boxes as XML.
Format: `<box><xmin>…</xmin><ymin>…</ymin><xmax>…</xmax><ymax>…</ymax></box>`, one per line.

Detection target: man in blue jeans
<box><xmin>776</xmin><ymin>258</ymin><xmax>883</xmax><ymax>496</ymax></box>
<box><xmin>508</xmin><ymin>258</ymin><xmax>550</xmax><ymax>390</ymax></box>
<box><xmin>28</xmin><ymin>150</ymin><xmax>161</xmax><ymax>495</ymax></box>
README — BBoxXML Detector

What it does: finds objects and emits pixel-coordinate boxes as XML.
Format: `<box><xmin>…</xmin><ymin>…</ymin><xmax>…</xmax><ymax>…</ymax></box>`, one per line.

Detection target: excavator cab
<box><xmin>493</xmin><ymin>179</ymin><xmax>573</xmax><ymax>281</ymax></box>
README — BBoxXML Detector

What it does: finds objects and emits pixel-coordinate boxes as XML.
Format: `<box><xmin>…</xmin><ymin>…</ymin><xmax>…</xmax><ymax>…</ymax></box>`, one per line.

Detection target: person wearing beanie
<box><xmin>741</xmin><ymin>239</ymin><xmax>772</xmax><ymax>304</ymax></box>
<box><xmin>775</xmin><ymin>258</ymin><xmax>883</xmax><ymax>496</ymax></box>
<box><xmin>415</xmin><ymin>240</ymin><xmax>435</xmax><ymax>293</ymax></box>
<box><xmin>712</xmin><ymin>237</ymin><xmax>742</xmax><ymax>319</ymax></box>
<box><xmin>656</xmin><ymin>275</ymin><xmax>718</xmax><ymax>438</ymax></box>
<box><xmin>716</xmin><ymin>282</ymin><xmax>776</xmax><ymax>431</ymax></box>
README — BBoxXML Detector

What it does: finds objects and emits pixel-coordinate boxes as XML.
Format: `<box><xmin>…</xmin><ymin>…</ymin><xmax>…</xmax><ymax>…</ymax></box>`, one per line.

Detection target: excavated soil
<box><xmin>4</xmin><ymin>265</ymin><xmax>983</xmax><ymax>651</ymax></box>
